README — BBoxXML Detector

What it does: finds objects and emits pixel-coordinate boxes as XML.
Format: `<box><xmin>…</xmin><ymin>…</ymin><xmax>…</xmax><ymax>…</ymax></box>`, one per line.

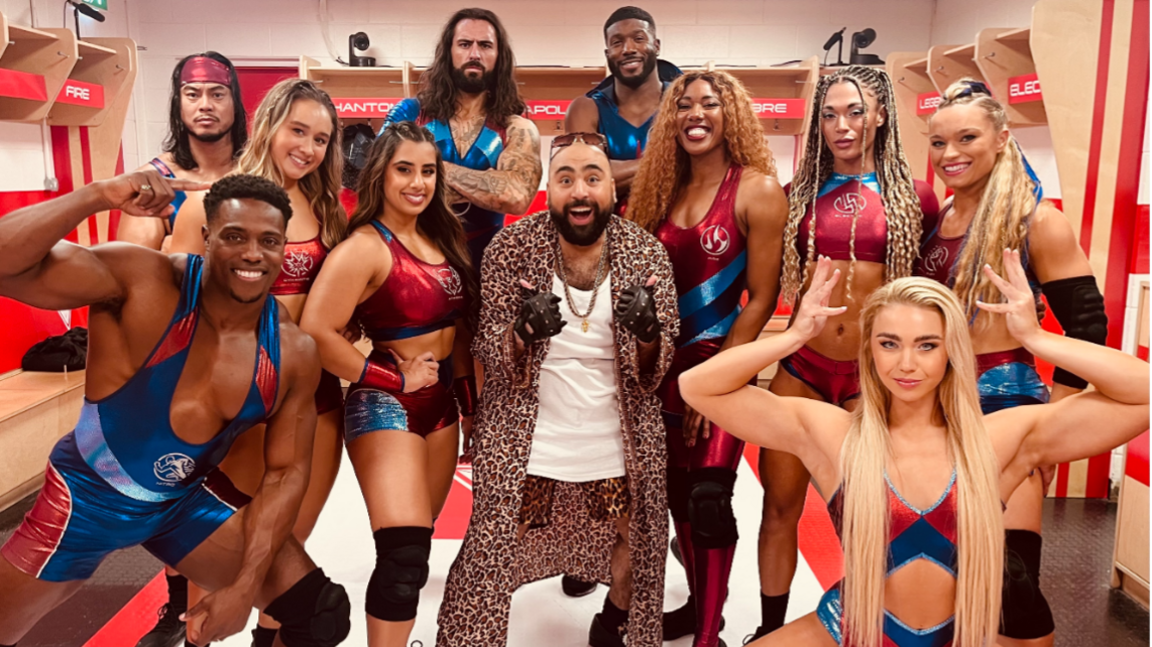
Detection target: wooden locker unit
<box><xmin>976</xmin><ymin>27</ymin><xmax>1047</xmax><ymax>127</ymax></box>
<box><xmin>0</xmin><ymin>15</ymin><xmax>76</xmax><ymax>122</ymax></box>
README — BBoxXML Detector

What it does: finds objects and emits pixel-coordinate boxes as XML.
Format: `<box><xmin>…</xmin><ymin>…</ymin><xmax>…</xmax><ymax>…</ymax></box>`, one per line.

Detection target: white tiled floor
<box><xmin>216</xmin><ymin>453</ymin><xmax>826</xmax><ymax>646</ymax></box>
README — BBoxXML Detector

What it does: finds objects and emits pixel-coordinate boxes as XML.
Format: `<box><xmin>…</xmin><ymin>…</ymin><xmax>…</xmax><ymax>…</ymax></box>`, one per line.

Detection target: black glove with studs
<box><xmin>514</xmin><ymin>289</ymin><xmax>566</xmax><ymax>345</ymax></box>
<box><xmin>615</xmin><ymin>283</ymin><xmax>661</xmax><ymax>343</ymax></box>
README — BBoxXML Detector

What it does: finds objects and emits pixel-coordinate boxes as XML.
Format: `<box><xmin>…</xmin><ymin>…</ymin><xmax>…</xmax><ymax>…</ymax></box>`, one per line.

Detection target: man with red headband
<box><xmin>118</xmin><ymin>52</ymin><xmax>247</xmax><ymax>252</ymax></box>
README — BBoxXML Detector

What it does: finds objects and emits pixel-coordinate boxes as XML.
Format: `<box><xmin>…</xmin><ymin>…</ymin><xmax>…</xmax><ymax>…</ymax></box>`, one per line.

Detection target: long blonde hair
<box><xmin>781</xmin><ymin>66</ymin><xmax>923</xmax><ymax>304</ymax></box>
<box><xmin>236</xmin><ymin>78</ymin><xmax>346</xmax><ymax>249</ymax></box>
<box><xmin>931</xmin><ymin>79</ymin><xmax>1040</xmax><ymax>330</ymax></box>
<box><xmin>842</xmin><ymin>277</ymin><xmax>1003</xmax><ymax>647</ymax></box>
<box><xmin>627</xmin><ymin>70</ymin><xmax>776</xmax><ymax>233</ymax></box>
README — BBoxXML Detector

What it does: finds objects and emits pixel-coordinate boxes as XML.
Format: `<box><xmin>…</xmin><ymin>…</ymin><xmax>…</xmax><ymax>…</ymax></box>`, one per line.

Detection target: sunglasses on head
<box><xmin>550</xmin><ymin>132</ymin><xmax>609</xmax><ymax>157</ymax></box>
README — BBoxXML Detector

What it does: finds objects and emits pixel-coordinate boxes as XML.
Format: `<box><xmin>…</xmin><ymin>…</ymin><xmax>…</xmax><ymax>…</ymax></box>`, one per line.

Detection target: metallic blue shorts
<box><xmin>976</xmin><ymin>348</ymin><xmax>1050</xmax><ymax>415</ymax></box>
<box><xmin>344</xmin><ymin>352</ymin><xmax>457</xmax><ymax>443</ymax></box>
<box><xmin>1</xmin><ymin>433</ymin><xmax>248</xmax><ymax>582</ymax></box>
<box><xmin>817</xmin><ymin>585</ymin><xmax>955</xmax><ymax>647</ymax></box>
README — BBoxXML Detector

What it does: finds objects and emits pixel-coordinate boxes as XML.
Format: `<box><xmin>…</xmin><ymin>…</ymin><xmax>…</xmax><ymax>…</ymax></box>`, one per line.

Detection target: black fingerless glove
<box><xmin>615</xmin><ymin>283</ymin><xmax>661</xmax><ymax>343</ymax></box>
<box><xmin>514</xmin><ymin>291</ymin><xmax>566</xmax><ymax>344</ymax></box>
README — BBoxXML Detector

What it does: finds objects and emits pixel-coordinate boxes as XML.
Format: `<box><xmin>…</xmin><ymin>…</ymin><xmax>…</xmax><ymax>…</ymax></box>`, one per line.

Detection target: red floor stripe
<box><xmin>83</xmin><ymin>571</ymin><xmax>166</xmax><ymax>647</ymax></box>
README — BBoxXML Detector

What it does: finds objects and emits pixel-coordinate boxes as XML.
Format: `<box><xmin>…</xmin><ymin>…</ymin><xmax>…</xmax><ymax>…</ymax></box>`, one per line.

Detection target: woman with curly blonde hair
<box><xmin>749</xmin><ymin>65</ymin><xmax>940</xmax><ymax>641</ymax></box>
<box><xmin>918</xmin><ymin>79</ymin><xmax>1106</xmax><ymax>647</ymax></box>
<box><xmin>681</xmin><ymin>254</ymin><xmax>1148</xmax><ymax>647</ymax></box>
<box><xmin>168</xmin><ymin>77</ymin><xmax>348</xmax><ymax>647</ymax></box>
<box><xmin>628</xmin><ymin>69</ymin><xmax>787</xmax><ymax>647</ymax></box>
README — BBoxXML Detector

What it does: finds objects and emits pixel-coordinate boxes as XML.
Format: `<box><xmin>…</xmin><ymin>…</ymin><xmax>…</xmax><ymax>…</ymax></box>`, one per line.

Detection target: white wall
<box><xmin>16</xmin><ymin>0</ymin><xmax>934</xmax><ymax>173</ymax></box>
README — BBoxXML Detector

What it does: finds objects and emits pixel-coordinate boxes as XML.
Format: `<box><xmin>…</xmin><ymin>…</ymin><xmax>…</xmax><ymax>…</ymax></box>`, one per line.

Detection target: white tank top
<box><xmin>527</xmin><ymin>271</ymin><xmax>626</xmax><ymax>481</ymax></box>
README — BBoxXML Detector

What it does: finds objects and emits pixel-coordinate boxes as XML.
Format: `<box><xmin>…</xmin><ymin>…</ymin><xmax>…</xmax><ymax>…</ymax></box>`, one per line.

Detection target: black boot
<box><xmin>663</xmin><ymin>596</ymin><xmax>727</xmax><ymax>641</ymax></box>
<box><xmin>561</xmin><ymin>574</ymin><xmax>597</xmax><ymax>597</ymax></box>
<box><xmin>135</xmin><ymin>574</ymin><xmax>188</xmax><ymax>647</ymax></box>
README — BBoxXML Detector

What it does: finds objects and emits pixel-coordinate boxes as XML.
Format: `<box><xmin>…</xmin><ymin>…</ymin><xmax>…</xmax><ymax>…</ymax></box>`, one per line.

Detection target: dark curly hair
<box><xmin>204</xmin><ymin>174</ymin><xmax>293</xmax><ymax>226</ymax></box>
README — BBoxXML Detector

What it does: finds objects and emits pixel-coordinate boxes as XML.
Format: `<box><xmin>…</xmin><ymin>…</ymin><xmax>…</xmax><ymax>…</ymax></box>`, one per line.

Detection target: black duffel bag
<box><xmin>21</xmin><ymin>327</ymin><xmax>87</xmax><ymax>372</ymax></box>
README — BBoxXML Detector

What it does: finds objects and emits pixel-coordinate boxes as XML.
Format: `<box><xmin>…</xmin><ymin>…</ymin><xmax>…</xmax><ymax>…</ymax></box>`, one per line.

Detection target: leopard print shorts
<box><xmin>518</xmin><ymin>475</ymin><xmax>630</xmax><ymax>528</ymax></box>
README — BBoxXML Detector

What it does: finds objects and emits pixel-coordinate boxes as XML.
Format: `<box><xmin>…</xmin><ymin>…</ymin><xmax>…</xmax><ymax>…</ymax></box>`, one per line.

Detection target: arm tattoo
<box><xmin>444</xmin><ymin>119</ymin><xmax>543</xmax><ymax>215</ymax></box>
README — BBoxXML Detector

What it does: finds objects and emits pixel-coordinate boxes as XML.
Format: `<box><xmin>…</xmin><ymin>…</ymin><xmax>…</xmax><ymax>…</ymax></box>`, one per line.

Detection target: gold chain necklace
<box><xmin>555</xmin><ymin>241</ymin><xmax>609</xmax><ymax>333</ymax></box>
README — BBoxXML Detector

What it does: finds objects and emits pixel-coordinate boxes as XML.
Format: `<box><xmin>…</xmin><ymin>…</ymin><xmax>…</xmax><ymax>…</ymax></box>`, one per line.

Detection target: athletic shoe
<box><xmin>588</xmin><ymin>613</ymin><xmax>626</xmax><ymax>647</ymax></box>
<box><xmin>662</xmin><ymin>597</ymin><xmax>726</xmax><ymax>641</ymax></box>
<box><xmin>134</xmin><ymin>603</ymin><xmax>186</xmax><ymax>647</ymax></box>
<box><xmin>561</xmin><ymin>574</ymin><xmax>597</xmax><ymax>597</ymax></box>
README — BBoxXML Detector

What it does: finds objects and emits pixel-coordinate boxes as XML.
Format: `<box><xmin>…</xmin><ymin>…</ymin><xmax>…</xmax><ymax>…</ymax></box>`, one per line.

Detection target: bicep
<box><xmin>263</xmin><ymin>352</ymin><xmax>321</xmax><ymax>473</ymax></box>
<box><xmin>564</xmin><ymin>97</ymin><xmax>598</xmax><ymax>134</ymax></box>
<box><xmin>1029</xmin><ymin>203</ymin><xmax>1093</xmax><ymax>282</ymax></box>
<box><xmin>498</xmin><ymin>118</ymin><xmax>543</xmax><ymax>176</ymax></box>
<box><xmin>1</xmin><ymin>242</ymin><xmax>133</xmax><ymax>310</ymax></box>
<box><xmin>1022</xmin><ymin>391</ymin><xmax>1150</xmax><ymax>468</ymax></box>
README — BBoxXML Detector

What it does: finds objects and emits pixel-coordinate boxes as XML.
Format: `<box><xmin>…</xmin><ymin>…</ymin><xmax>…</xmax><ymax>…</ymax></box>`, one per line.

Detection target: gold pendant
<box><xmin>581</xmin><ymin>319</ymin><xmax>590</xmax><ymax>333</ymax></box>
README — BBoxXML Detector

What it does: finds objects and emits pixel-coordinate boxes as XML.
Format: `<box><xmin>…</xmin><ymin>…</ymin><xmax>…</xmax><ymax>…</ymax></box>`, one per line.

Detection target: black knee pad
<box><xmin>264</xmin><ymin>568</ymin><xmax>351</xmax><ymax>647</ymax></box>
<box><xmin>667</xmin><ymin>467</ymin><xmax>691</xmax><ymax>523</ymax></box>
<box><xmin>366</xmin><ymin>526</ymin><xmax>433</xmax><ymax>621</ymax></box>
<box><xmin>687</xmin><ymin>468</ymin><xmax>738</xmax><ymax>548</ymax></box>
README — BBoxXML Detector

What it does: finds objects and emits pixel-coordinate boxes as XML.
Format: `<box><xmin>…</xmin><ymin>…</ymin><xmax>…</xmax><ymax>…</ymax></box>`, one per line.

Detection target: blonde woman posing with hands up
<box><xmin>679</xmin><ymin>253</ymin><xmax>1149</xmax><ymax>647</ymax></box>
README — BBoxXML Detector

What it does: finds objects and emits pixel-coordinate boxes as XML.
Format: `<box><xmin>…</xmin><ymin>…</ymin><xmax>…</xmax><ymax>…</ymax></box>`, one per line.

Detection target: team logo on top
<box><xmin>154</xmin><ymin>453</ymin><xmax>196</xmax><ymax>485</ymax></box>
<box><xmin>700</xmin><ymin>225</ymin><xmax>731</xmax><ymax>256</ymax></box>
<box><xmin>921</xmin><ymin>245</ymin><xmax>951</xmax><ymax>277</ymax></box>
<box><xmin>282</xmin><ymin>250</ymin><xmax>314</xmax><ymax>278</ymax></box>
<box><xmin>833</xmin><ymin>192</ymin><xmax>866</xmax><ymax>216</ymax></box>
<box><xmin>437</xmin><ymin>267</ymin><xmax>463</xmax><ymax>296</ymax></box>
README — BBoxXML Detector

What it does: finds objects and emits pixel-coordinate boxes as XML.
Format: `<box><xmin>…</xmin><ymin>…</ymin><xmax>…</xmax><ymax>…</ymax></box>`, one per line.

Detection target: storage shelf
<box><xmin>929</xmin><ymin>42</ymin><xmax>985</xmax><ymax>95</ymax></box>
<box><xmin>48</xmin><ymin>38</ymin><xmax>134</xmax><ymax>127</ymax></box>
<box><xmin>975</xmin><ymin>27</ymin><xmax>1046</xmax><ymax>126</ymax></box>
<box><xmin>0</xmin><ymin>13</ymin><xmax>76</xmax><ymax>122</ymax></box>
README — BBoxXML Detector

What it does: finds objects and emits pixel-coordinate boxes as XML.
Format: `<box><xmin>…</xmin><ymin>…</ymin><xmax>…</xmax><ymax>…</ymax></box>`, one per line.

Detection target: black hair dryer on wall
<box><xmin>850</xmin><ymin>29</ymin><xmax>885</xmax><ymax>65</ymax></box>
<box><xmin>349</xmin><ymin>32</ymin><xmax>375</xmax><ymax>67</ymax></box>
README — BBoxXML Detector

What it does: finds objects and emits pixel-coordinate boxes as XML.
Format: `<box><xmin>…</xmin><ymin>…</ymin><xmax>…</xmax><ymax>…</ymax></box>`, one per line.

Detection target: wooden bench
<box><xmin>0</xmin><ymin>369</ymin><xmax>85</xmax><ymax>512</ymax></box>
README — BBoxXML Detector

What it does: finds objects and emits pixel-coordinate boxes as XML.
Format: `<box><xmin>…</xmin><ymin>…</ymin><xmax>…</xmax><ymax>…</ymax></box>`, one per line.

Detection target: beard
<box><xmin>549</xmin><ymin>198</ymin><xmax>614</xmax><ymax>247</ymax></box>
<box><xmin>187</xmin><ymin>124</ymin><xmax>230</xmax><ymax>144</ymax></box>
<box><xmin>608</xmin><ymin>50</ymin><xmax>658</xmax><ymax>90</ymax></box>
<box><xmin>451</xmin><ymin>63</ymin><xmax>493</xmax><ymax>94</ymax></box>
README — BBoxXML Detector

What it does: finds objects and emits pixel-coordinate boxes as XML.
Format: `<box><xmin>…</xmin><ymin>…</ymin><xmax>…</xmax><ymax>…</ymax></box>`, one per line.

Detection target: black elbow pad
<box><xmin>1041</xmin><ymin>275</ymin><xmax>1108</xmax><ymax>389</ymax></box>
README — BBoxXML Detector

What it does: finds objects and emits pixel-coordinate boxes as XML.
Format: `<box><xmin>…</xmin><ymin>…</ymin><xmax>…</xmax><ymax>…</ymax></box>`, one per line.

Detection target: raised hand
<box><xmin>514</xmin><ymin>279</ymin><xmax>566</xmax><ymax>344</ymax></box>
<box><xmin>391</xmin><ymin>349</ymin><xmax>440</xmax><ymax>393</ymax></box>
<box><xmin>790</xmin><ymin>256</ymin><xmax>847</xmax><ymax>341</ymax></box>
<box><xmin>976</xmin><ymin>249</ymin><xmax>1042</xmax><ymax>345</ymax></box>
<box><xmin>615</xmin><ymin>274</ymin><xmax>660</xmax><ymax>343</ymax></box>
<box><xmin>95</xmin><ymin>170</ymin><xmax>209</xmax><ymax>219</ymax></box>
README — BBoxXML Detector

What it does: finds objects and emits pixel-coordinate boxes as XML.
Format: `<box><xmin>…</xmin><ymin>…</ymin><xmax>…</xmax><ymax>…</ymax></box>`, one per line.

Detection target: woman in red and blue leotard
<box><xmin>168</xmin><ymin>78</ymin><xmax>347</xmax><ymax>647</ymax></box>
<box><xmin>679</xmin><ymin>256</ymin><xmax>1148</xmax><ymax>647</ymax></box>
<box><xmin>749</xmin><ymin>66</ymin><xmax>940</xmax><ymax>642</ymax></box>
<box><xmin>628</xmin><ymin>69</ymin><xmax>787</xmax><ymax>647</ymax></box>
<box><xmin>917</xmin><ymin>79</ymin><xmax>1108</xmax><ymax>647</ymax></box>
<box><xmin>301</xmin><ymin>121</ymin><xmax>477</xmax><ymax>646</ymax></box>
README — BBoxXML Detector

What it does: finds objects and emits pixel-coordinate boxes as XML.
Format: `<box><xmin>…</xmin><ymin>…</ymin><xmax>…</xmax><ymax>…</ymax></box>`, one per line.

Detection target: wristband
<box><xmin>359</xmin><ymin>358</ymin><xmax>405</xmax><ymax>392</ymax></box>
<box><xmin>454</xmin><ymin>375</ymin><xmax>478</xmax><ymax>416</ymax></box>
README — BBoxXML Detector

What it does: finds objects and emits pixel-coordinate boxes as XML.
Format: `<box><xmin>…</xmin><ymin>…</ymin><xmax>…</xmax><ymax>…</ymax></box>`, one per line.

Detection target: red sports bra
<box><xmin>270</xmin><ymin>235</ymin><xmax>327</xmax><ymax>296</ymax></box>
<box><xmin>353</xmin><ymin>221</ymin><xmax>467</xmax><ymax>342</ymax></box>
<box><xmin>793</xmin><ymin>174</ymin><xmax>939</xmax><ymax>265</ymax></box>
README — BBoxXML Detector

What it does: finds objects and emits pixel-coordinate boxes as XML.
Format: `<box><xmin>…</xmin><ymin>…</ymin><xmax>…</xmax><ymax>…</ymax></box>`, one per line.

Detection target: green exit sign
<box><xmin>82</xmin><ymin>0</ymin><xmax>107</xmax><ymax>9</ymax></box>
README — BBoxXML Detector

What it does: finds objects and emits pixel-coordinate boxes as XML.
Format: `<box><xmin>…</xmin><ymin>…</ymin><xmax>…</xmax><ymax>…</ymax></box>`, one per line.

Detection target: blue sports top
<box><xmin>73</xmin><ymin>255</ymin><xmax>281</xmax><ymax>502</ymax></box>
<box><xmin>587</xmin><ymin>81</ymin><xmax>669</xmax><ymax>161</ymax></box>
<box><xmin>381</xmin><ymin>98</ymin><xmax>507</xmax><ymax>267</ymax></box>
<box><xmin>148</xmin><ymin>158</ymin><xmax>187</xmax><ymax>231</ymax></box>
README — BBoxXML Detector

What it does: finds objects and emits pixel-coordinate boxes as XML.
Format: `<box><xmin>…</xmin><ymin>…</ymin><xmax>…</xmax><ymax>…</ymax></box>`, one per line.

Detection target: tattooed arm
<box><xmin>443</xmin><ymin>115</ymin><xmax>543</xmax><ymax>215</ymax></box>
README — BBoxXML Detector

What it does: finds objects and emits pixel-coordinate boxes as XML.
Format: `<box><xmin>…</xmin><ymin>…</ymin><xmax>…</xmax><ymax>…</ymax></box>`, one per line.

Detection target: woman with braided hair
<box><xmin>751</xmin><ymin>65</ymin><xmax>939</xmax><ymax>641</ymax></box>
<box><xmin>628</xmin><ymin>69</ymin><xmax>788</xmax><ymax>647</ymax></box>
<box><xmin>917</xmin><ymin>79</ymin><xmax>1105</xmax><ymax>647</ymax></box>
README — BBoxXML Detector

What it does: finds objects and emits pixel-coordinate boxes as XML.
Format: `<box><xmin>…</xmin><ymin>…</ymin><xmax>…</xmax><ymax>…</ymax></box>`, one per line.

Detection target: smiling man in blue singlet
<box><xmin>565</xmin><ymin>6</ymin><xmax>680</xmax><ymax>211</ymax></box>
<box><xmin>0</xmin><ymin>171</ymin><xmax>350</xmax><ymax>647</ymax></box>
<box><xmin>382</xmin><ymin>8</ymin><xmax>542</xmax><ymax>271</ymax></box>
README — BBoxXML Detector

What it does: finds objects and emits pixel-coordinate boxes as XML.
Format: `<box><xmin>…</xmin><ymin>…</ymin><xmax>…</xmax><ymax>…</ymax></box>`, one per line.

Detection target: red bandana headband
<box><xmin>180</xmin><ymin>56</ymin><xmax>231</xmax><ymax>87</ymax></box>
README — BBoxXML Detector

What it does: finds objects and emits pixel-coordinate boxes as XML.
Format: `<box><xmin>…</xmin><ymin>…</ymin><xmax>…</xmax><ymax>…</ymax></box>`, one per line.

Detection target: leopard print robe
<box><xmin>436</xmin><ymin>213</ymin><xmax>679</xmax><ymax>647</ymax></box>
